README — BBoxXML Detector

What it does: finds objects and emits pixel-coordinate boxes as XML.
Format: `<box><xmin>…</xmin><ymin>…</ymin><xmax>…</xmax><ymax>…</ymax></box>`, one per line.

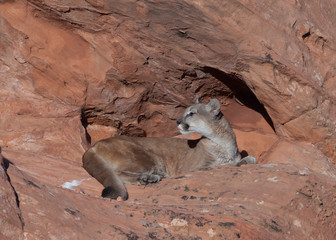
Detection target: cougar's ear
<box><xmin>195</xmin><ymin>98</ymin><xmax>201</xmax><ymax>104</ymax></box>
<box><xmin>205</xmin><ymin>99</ymin><xmax>221</xmax><ymax>116</ymax></box>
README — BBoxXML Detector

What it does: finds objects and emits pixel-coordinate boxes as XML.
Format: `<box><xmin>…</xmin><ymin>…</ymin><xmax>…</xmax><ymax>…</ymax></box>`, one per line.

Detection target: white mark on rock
<box><xmin>3</xmin><ymin>209</ymin><xmax>7</xmax><ymax>214</ymax></box>
<box><xmin>261</xmin><ymin>163</ymin><xmax>278</xmax><ymax>168</ymax></box>
<box><xmin>207</xmin><ymin>228</ymin><xmax>216</xmax><ymax>238</ymax></box>
<box><xmin>158</xmin><ymin>222</ymin><xmax>169</xmax><ymax>228</ymax></box>
<box><xmin>37</xmin><ymin>211</ymin><xmax>46</xmax><ymax>216</ymax></box>
<box><xmin>170</xmin><ymin>218</ymin><xmax>188</xmax><ymax>227</ymax></box>
<box><xmin>61</xmin><ymin>178</ymin><xmax>91</xmax><ymax>190</ymax></box>
<box><xmin>293</xmin><ymin>220</ymin><xmax>302</xmax><ymax>228</ymax></box>
<box><xmin>0</xmin><ymin>65</ymin><xmax>10</xmax><ymax>73</ymax></box>
<box><xmin>321</xmin><ymin>171</ymin><xmax>336</xmax><ymax>179</ymax></box>
<box><xmin>314</xmin><ymin>72</ymin><xmax>322</xmax><ymax>81</ymax></box>
<box><xmin>267</xmin><ymin>177</ymin><xmax>279</xmax><ymax>183</ymax></box>
<box><xmin>287</xmin><ymin>81</ymin><xmax>298</xmax><ymax>95</ymax></box>
<box><xmin>256</xmin><ymin>200</ymin><xmax>264</xmax><ymax>205</ymax></box>
<box><xmin>299</xmin><ymin>168</ymin><xmax>310</xmax><ymax>176</ymax></box>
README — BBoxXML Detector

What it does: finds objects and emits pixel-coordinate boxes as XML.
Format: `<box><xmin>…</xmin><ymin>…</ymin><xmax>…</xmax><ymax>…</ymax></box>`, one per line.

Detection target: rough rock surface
<box><xmin>0</xmin><ymin>0</ymin><xmax>336</xmax><ymax>239</ymax></box>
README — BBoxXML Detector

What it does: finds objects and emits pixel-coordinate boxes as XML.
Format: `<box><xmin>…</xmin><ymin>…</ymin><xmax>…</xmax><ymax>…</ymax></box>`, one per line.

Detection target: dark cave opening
<box><xmin>199</xmin><ymin>66</ymin><xmax>275</xmax><ymax>132</ymax></box>
<box><xmin>80</xmin><ymin>66</ymin><xmax>275</xmax><ymax>142</ymax></box>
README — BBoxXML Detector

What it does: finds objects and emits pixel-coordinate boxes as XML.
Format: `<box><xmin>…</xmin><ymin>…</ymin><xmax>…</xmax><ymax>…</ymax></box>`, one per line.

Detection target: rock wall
<box><xmin>1</xmin><ymin>0</ymin><xmax>336</xmax><ymax>158</ymax></box>
<box><xmin>0</xmin><ymin>0</ymin><xmax>336</xmax><ymax>239</ymax></box>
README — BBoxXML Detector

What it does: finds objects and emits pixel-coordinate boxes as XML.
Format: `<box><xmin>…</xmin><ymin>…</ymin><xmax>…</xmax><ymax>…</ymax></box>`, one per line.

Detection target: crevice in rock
<box><xmin>80</xmin><ymin>107</ymin><xmax>92</xmax><ymax>145</ymax></box>
<box><xmin>302</xmin><ymin>30</ymin><xmax>311</xmax><ymax>40</ymax></box>
<box><xmin>199</xmin><ymin>66</ymin><xmax>275</xmax><ymax>132</ymax></box>
<box><xmin>1</xmin><ymin>150</ymin><xmax>25</xmax><ymax>231</ymax></box>
<box><xmin>280</xmin><ymin>105</ymin><xmax>318</xmax><ymax>126</ymax></box>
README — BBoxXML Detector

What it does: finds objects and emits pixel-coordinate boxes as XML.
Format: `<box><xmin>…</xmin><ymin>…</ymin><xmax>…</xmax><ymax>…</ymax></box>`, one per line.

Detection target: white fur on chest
<box><xmin>204</xmin><ymin>138</ymin><xmax>240</xmax><ymax>166</ymax></box>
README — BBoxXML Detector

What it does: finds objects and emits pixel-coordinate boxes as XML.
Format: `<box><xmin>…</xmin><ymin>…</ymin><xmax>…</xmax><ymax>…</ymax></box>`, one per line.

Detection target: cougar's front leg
<box><xmin>236</xmin><ymin>156</ymin><xmax>257</xmax><ymax>166</ymax></box>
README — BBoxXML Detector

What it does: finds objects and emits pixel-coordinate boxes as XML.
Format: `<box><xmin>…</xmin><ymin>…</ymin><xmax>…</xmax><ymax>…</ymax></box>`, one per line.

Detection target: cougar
<box><xmin>82</xmin><ymin>99</ymin><xmax>256</xmax><ymax>200</ymax></box>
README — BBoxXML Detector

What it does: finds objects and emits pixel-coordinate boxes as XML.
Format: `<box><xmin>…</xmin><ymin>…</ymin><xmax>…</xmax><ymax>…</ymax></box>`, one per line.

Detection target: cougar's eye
<box><xmin>186</xmin><ymin>112</ymin><xmax>194</xmax><ymax>118</ymax></box>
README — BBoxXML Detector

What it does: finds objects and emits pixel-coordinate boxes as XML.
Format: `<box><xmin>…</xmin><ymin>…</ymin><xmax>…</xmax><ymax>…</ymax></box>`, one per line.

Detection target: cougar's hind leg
<box><xmin>82</xmin><ymin>148</ymin><xmax>128</xmax><ymax>200</ymax></box>
<box><xmin>100</xmin><ymin>171</ymin><xmax>129</xmax><ymax>200</ymax></box>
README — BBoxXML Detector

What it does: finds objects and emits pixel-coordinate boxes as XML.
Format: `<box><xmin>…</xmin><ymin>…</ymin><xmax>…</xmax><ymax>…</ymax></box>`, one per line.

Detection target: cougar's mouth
<box><xmin>177</xmin><ymin>123</ymin><xmax>190</xmax><ymax>134</ymax></box>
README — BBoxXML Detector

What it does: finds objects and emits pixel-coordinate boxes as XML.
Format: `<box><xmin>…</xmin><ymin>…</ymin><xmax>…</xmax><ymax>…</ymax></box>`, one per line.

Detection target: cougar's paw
<box><xmin>237</xmin><ymin>156</ymin><xmax>257</xmax><ymax>166</ymax></box>
<box><xmin>245</xmin><ymin>156</ymin><xmax>257</xmax><ymax>164</ymax></box>
<box><xmin>102</xmin><ymin>186</ymin><xmax>128</xmax><ymax>200</ymax></box>
<box><xmin>138</xmin><ymin>174</ymin><xmax>162</xmax><ymax>185</ymax></box>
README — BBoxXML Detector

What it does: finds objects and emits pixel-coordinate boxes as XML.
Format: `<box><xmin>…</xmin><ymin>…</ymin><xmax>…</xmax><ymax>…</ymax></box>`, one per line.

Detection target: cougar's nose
<box><xmin>176</xmin><ymin>118</ymin><xmax>181</xmax><ymax>125</ymax></box>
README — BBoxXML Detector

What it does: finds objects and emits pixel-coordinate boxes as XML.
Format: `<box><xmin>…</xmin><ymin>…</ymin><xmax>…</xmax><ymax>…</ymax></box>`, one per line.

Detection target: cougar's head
<box><xmin>177</xmin><ymin>99</ymin><xmax>222</xmax><ymax>137</ymax></box>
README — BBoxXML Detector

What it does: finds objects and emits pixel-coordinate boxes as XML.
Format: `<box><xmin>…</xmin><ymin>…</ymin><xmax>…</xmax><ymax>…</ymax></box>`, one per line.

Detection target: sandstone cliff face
<box><xmin>0</xmin><ymin>0</ymin><xmax>336</xmax><ymax>239</ymax></box>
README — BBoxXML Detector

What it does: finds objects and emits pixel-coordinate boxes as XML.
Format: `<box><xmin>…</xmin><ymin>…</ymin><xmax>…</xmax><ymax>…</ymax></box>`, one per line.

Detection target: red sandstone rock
<box><xmin>0</xmin><ymin>149</ymin><xmax>23</xmax><ymax>240</ymax></box>
<box><xmin>2</xmin><ymin>145</ymin><xmax>336</xmax><ymax>240</ymax></box>
<box><xmin>0</xmin><ymin>0</ymin><xmax>336</xmax><ymax>239</ymax></box>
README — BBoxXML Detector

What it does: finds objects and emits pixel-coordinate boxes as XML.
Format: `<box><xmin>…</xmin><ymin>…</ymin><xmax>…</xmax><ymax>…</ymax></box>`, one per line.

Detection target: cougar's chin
<box><xmin>179</xmin><ymin>129</ymin><xmax>191</xmax><ymax>135</ymax></box>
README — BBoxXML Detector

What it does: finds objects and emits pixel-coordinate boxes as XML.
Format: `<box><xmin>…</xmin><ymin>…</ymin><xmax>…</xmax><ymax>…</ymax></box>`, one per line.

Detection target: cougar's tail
<box><xmin>82</xmin><ymin>148</ymin><xmax>128</xmax><ymax>200</ymax></box>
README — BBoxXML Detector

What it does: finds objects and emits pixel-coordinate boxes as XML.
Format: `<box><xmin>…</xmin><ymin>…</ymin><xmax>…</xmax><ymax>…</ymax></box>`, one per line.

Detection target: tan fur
<box><xmin>82</xmin><ymin>99</ymin><xmax>256</xmax><ymax>200</ymax></box>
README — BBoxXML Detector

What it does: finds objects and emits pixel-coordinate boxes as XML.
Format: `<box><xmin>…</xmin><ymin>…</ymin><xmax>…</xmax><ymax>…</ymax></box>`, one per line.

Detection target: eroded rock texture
<box><xmin>0</xmin><ymin>0</ymin><xmax>336</xmax><ymax>239</ymax></box>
